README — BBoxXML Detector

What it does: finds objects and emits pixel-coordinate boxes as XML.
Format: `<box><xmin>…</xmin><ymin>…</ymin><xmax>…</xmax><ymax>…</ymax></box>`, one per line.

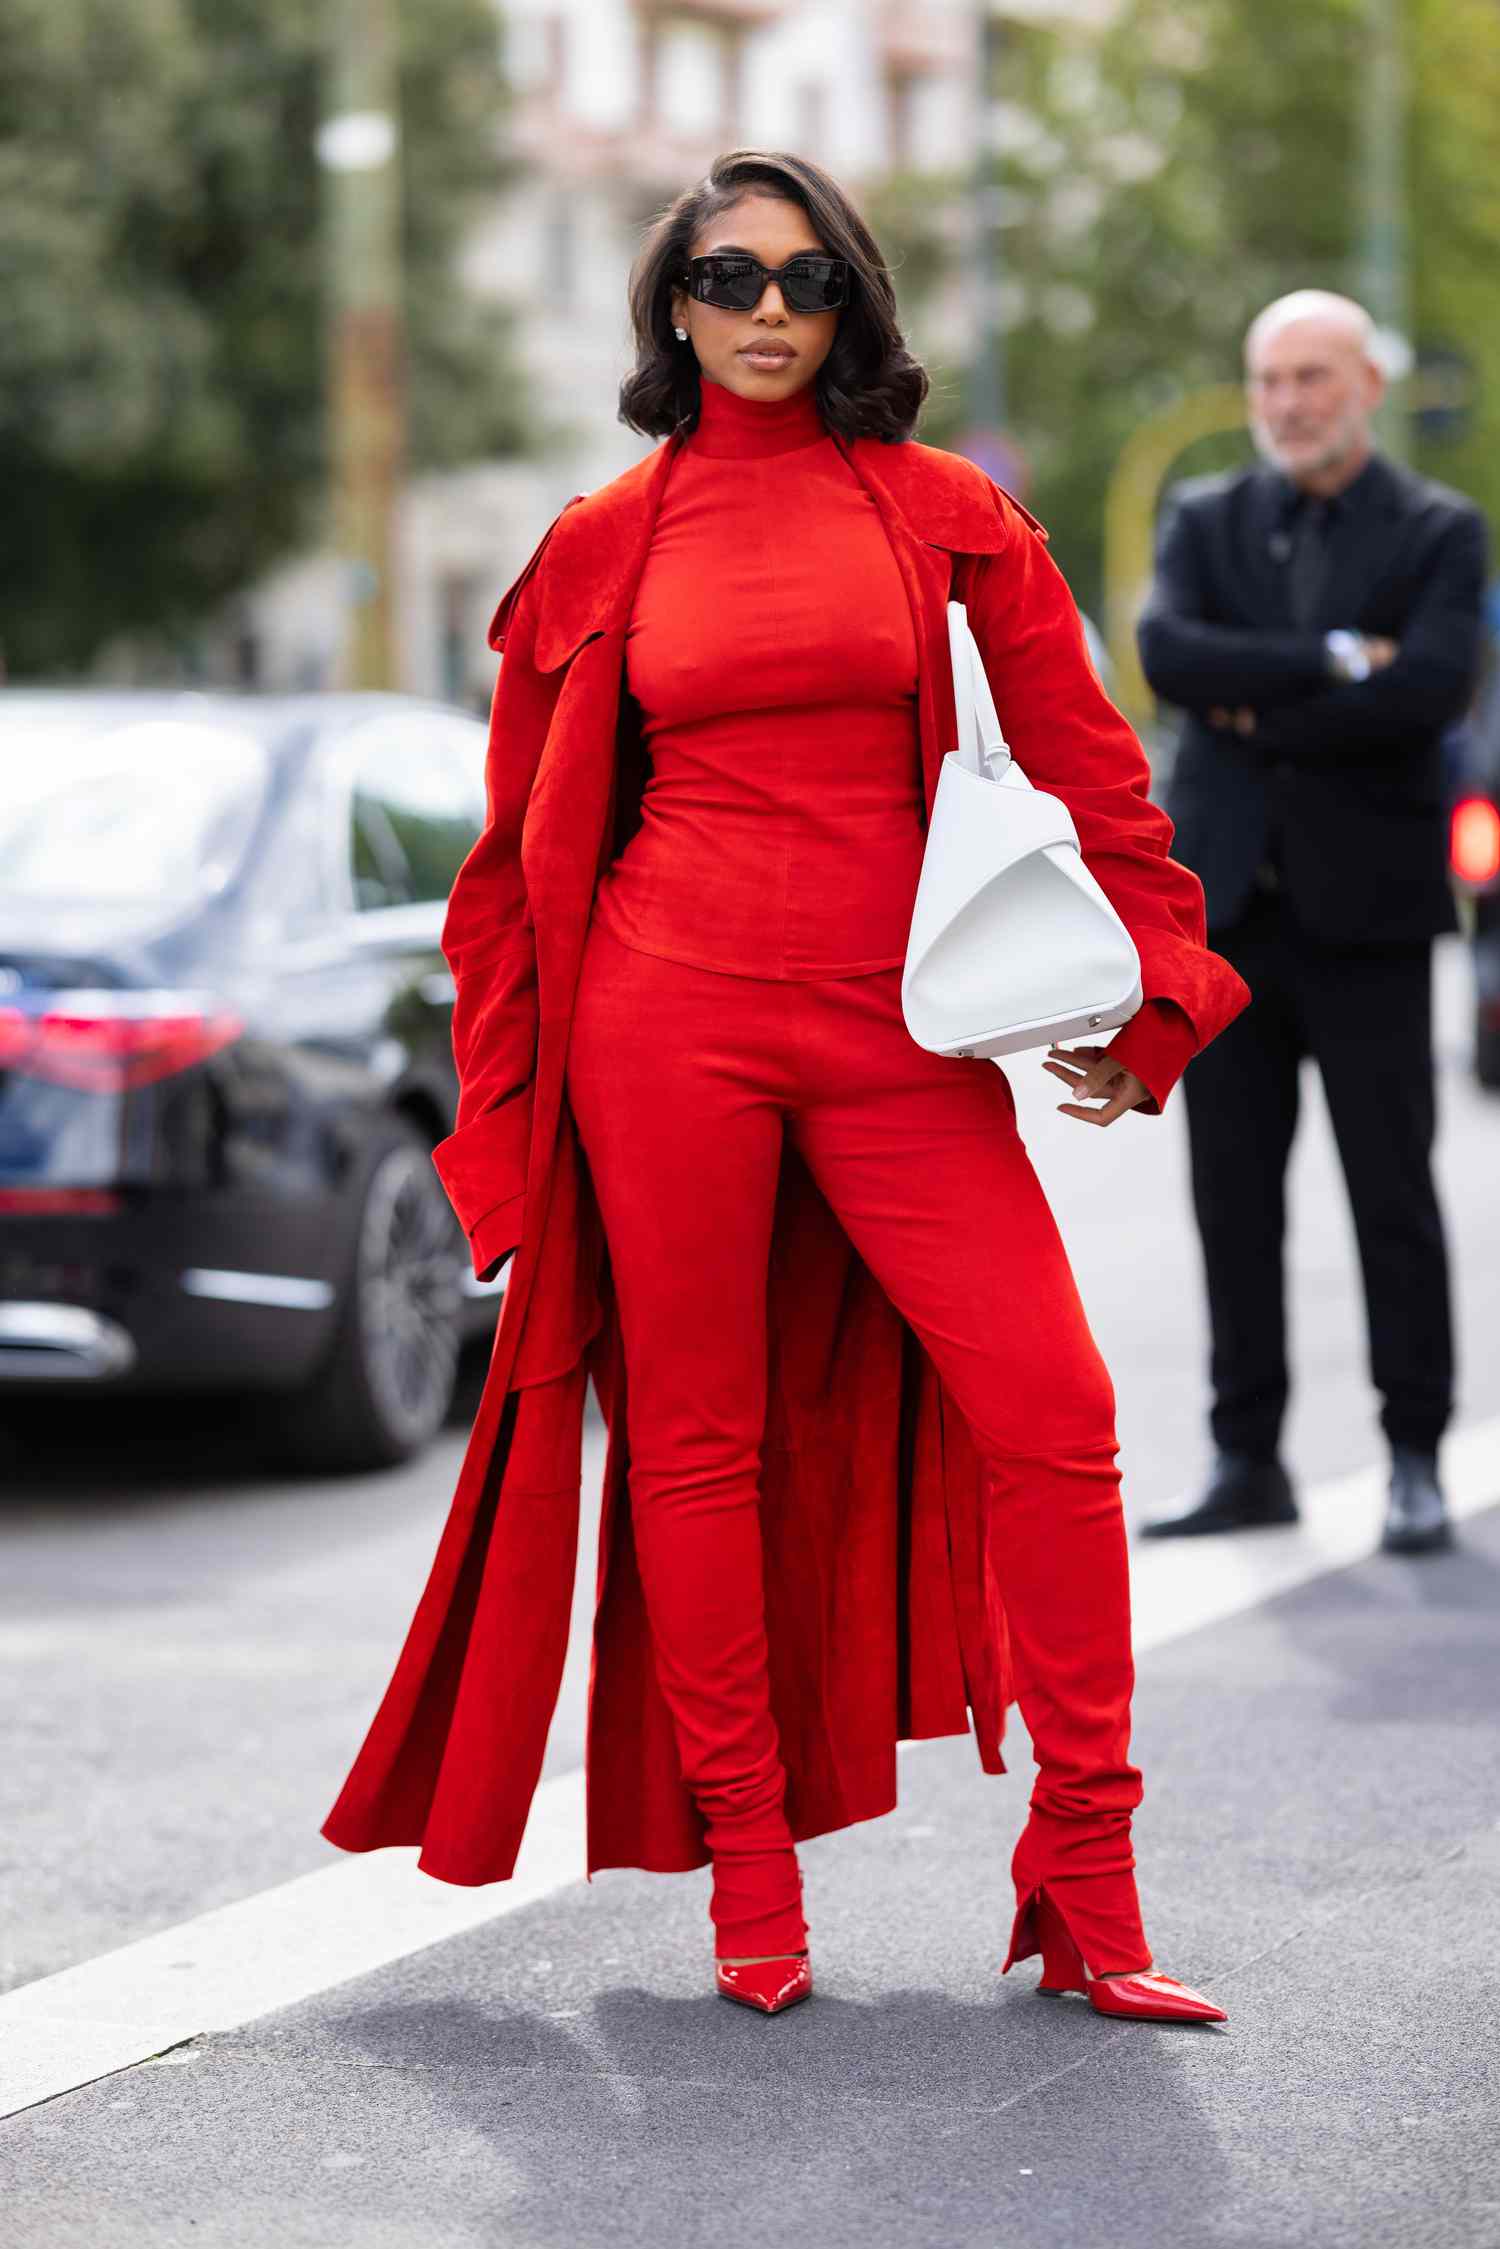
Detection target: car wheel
<box><xmin>279</xmin><ymin>1119</ymin><xmax>465</xmax><ymax>1471</ymax></box>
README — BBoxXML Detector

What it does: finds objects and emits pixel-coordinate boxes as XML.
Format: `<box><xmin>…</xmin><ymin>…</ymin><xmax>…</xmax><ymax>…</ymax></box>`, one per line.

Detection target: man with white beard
<box><xmin>1137</xmin><ymin>291</ymin><xmax>1487</xmax><ymax>1553</ymax></box>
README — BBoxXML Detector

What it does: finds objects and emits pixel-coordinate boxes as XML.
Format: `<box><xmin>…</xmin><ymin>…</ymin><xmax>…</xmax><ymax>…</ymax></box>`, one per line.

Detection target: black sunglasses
<box><xmin>681</xmin><ymin>253</ymin><xmax>850</xmax><ymax>315</ymax></box>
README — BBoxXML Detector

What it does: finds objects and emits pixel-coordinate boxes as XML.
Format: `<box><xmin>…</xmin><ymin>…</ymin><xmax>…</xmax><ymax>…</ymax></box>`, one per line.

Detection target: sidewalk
<box><xmin>4</xmin><ymin>1498</ymin><xmax>1497</xmax><ymax>2249</ymax></box>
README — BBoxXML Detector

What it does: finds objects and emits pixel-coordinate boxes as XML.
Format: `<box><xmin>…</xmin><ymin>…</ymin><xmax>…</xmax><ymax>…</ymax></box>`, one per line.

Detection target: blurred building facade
<box><xmin>239</xmin><ymin>0</ymin><xmax>986</xmax><ymax>706</ymax></box>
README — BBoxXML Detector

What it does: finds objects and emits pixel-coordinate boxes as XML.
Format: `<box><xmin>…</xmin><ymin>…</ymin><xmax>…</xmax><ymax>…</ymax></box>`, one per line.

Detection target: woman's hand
<box><xmin>1043</xmin><ymin>1043</ymin><xmax>1150</xmax><ymax>1128</ymax></box>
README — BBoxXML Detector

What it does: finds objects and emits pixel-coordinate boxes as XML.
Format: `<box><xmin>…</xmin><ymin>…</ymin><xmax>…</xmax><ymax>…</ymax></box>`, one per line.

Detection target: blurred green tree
<box><xmin>872</xmin><ymin>0</ymin><xmax>1500</xmax><ymax>615</ymax></box>
<box><xmin>0</xmin><ymin>0</ymin><xmax>533</xmax><ymax>676</ymax></box>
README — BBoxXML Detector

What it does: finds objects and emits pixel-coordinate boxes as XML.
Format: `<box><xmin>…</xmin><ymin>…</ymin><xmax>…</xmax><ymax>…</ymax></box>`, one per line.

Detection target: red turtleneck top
<box><xmin>594</xmin><ymin>373</ymin><xmax>925</xmax><ymax>979</ymax></box>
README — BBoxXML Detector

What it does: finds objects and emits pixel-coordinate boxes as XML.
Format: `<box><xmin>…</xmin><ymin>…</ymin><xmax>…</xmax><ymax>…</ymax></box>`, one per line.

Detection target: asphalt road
<box><xmin>2</xmin><ymin>938</ymin><xmax>1497</xmax><ymax>2246</ymax></box>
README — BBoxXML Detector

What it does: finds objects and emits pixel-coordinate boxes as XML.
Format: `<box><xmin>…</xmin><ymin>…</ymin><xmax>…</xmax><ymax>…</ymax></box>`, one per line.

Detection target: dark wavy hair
<box><xmin>619</xmin><ymin>149</ymin><xmax>929</xmax><ymax>446</ymax></box>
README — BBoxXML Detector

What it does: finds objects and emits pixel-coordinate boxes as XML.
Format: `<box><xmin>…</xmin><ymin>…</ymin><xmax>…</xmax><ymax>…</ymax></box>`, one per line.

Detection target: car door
<box><xmin>256</xmin><ymin>705</ymin><xmax>488</xmax><ymax>1173</ymax></box>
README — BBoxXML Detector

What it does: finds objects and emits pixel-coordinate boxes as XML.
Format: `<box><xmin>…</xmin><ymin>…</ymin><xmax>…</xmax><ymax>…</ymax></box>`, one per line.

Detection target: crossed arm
<box><xmin>1136</xmin><ymin>496</ymin><xmax>1487</xmax><ymax>756</ymax></box>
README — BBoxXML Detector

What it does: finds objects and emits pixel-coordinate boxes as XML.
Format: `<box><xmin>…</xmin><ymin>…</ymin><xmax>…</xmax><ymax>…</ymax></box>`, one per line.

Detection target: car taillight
<box><xmin>1451</xmin><ymin>795</ymin><xmax>1500</xmax><ymax>888</ymax></box>
<box><xmin>0</xmin><ymin>1187</ymin><xmax>121</xmax><ymax>1216</ymax></box>
<box><xmin>0</xmin><ymin>991</ymin><xmax>243</xmax><ymax>1092</ymax></box>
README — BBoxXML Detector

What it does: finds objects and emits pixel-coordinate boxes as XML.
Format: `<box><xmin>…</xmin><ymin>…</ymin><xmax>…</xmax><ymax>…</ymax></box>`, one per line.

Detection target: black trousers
<box><xmin>1183</xmin><ymin>890</ymin><xmax>1453</xmax><ymax>1458</ymax></box>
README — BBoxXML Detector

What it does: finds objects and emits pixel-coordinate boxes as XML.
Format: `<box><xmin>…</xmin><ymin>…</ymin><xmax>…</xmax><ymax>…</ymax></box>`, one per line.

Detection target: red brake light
<box><xmin>0</xmin><ymin>993</ymin><xmax>243</xmax><ymax>1092</ymax></box>
<box><xmin>1451</xmin><ymin>795</ymin><xmax>1500</xmax><ymax>888</ymax></box>
<box><xmin>0</xmin><ymin>1187</ymin><xmax>121</xmax><ymax>1216</ymax></box>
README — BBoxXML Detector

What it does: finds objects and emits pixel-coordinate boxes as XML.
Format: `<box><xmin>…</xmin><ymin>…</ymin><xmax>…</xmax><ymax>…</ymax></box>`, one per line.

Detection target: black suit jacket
<box><xmin>1138</xmin><ymin>455</ymin><xmax>1487</xmax><ymax>944</ymax></box>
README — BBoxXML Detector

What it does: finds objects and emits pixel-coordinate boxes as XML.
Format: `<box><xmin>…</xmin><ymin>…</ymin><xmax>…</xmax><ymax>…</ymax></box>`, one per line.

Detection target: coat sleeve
<box><xmin>430</xmin><ymin>504</ymin><xmax>579</xmax><ymax>1279</ymax></box>
<box><xmin>960</xmin><ymin>491</ymin><xmax>1250</xmax><ymax>1112</ymax></box>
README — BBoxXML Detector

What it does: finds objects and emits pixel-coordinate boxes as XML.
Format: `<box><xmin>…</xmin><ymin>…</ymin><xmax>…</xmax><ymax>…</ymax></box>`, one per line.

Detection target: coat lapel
<box><xmin>520</xmin><ymin>437</ymin><xmax>681</xmax><ymax>948</ymax></box>
<box><xmin>831</xmin><ymin>435</ymin><xmax>1011</xmax><ymax>814</ymax></box>
<box><xmin>1313</xmin><ymin>454</ymin><xmax>1410</xmax><ymax>630</ymax></box>
<box><xmin>529</xmin><ymin>439</ymin><xmax>681</xmax><ymax>671</ymax></box>
<box><xmin>1241</xmin><ymin>472</ymin><xmax>1296</xmax><ymax>623</ymax></box>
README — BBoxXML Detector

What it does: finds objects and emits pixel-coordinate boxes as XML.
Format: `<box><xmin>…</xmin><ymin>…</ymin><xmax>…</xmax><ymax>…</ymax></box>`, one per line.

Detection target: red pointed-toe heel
<box><xmin>1005</xmin><ymin>1888</ymin><xmax>1226</xmax><ymax>2025</ymax></box>
<box><xmin>715</xmin><ymin>1954</ymin><xmax>813</xmax><ymax>2016</ymax></box>
<box><xmin>710</xmin><ymin>1846</ymin><xmax>810</xmax><ymax>2013</ymax></box>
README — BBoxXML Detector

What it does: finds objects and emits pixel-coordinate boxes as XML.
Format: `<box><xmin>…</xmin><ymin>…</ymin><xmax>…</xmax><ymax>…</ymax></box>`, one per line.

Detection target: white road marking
<box><xmin>2</xmin><ymin>1415</ymin><xmax>1496</xmax><ymax>2120</ymax></box>
<box><xmin>0</xmin><ymin>1769</ymin><xmax>586</xmax><ymax>2119</ymax></box>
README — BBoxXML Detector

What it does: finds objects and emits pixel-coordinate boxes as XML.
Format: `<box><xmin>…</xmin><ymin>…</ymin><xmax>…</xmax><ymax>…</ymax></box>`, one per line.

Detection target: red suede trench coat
<box><xmin>322</xmin><ymin>426</ymin><xmax>1249</xmax><ymax>1889</ymax></box>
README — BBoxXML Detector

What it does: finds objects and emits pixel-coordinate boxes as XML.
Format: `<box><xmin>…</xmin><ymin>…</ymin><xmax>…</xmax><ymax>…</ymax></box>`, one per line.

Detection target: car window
<box><xmin>343</xmin><ymin>713</ymin><xmax>487</xmax><ymax>913</ymax></box>
<box><xmin>0</xmin><ymin>716</ymin><xmax>270</xmax><ymax>938</ymax></box>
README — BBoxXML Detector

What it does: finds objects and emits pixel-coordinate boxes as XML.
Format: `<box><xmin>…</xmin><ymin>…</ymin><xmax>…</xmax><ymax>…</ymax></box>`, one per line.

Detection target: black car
<box><xmin>0</xmin><ymin>690</ymin><xmax>502</xmax><ymax>1467</ymax></box>
<box><xmin>1449</xmin><ymin>699</ymin><xmax>1500</xmax><ymax>1088</ymax></box>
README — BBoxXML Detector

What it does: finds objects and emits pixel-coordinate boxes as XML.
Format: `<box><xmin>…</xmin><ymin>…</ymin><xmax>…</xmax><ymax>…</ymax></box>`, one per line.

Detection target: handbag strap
<box><xmin>948</xmin><ymin>601</ymin><xmax>1012</xmax><ymax>781</ymax></box>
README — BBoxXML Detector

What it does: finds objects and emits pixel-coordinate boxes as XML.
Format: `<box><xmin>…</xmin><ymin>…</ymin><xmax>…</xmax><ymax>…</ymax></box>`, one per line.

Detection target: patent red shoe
<box><xmin>716</xmin><ymin>1954</ymin><xmax>813</xmax><ymax>2016</ymax></box>
<box><xmin>1006</xmin><ymin>1888</ymin><xmax>1226</xmax><ymax>2025</ymax></box>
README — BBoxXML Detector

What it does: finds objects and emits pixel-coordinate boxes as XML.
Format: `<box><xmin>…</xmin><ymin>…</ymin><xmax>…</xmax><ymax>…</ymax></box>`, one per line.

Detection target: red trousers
<box><xmin>566</xmin><ymin>920</ymin><xmax>1147</xmax><ymax>1969</ymax></box>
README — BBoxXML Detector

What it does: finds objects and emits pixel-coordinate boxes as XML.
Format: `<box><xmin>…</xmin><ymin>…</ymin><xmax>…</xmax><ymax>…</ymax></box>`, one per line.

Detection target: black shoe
<box><xmin>1138</xmin><ymin>1452</ymin><xmax>1299</xmax><ymax>1539</ymax></box>
<box><xmin>1380</xmin><ymin>1446</ymin><xmax>1452</xmax><ymax>1555</ymax></box>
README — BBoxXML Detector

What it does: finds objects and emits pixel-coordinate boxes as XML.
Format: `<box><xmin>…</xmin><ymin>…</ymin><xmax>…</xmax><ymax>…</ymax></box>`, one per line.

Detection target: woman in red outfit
<box><xmin>323</xmin><ymin>152</ymin><xmax>1249</xmax><ymax>2023</ymax></box>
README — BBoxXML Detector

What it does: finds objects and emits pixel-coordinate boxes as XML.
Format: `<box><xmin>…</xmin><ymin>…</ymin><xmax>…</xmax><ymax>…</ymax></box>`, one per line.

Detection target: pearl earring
<box><xmin>674</xmin><ymin>326</ymin><xmax>688</xmax><ymax>341</ymax></box>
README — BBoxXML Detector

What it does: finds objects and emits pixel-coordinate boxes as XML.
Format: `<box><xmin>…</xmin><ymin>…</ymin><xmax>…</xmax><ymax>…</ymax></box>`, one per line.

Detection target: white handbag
<box><xmin>900</xmin><ymin>603</ymin><xmax>1143</xmax><ymax>1061</ymax></box>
